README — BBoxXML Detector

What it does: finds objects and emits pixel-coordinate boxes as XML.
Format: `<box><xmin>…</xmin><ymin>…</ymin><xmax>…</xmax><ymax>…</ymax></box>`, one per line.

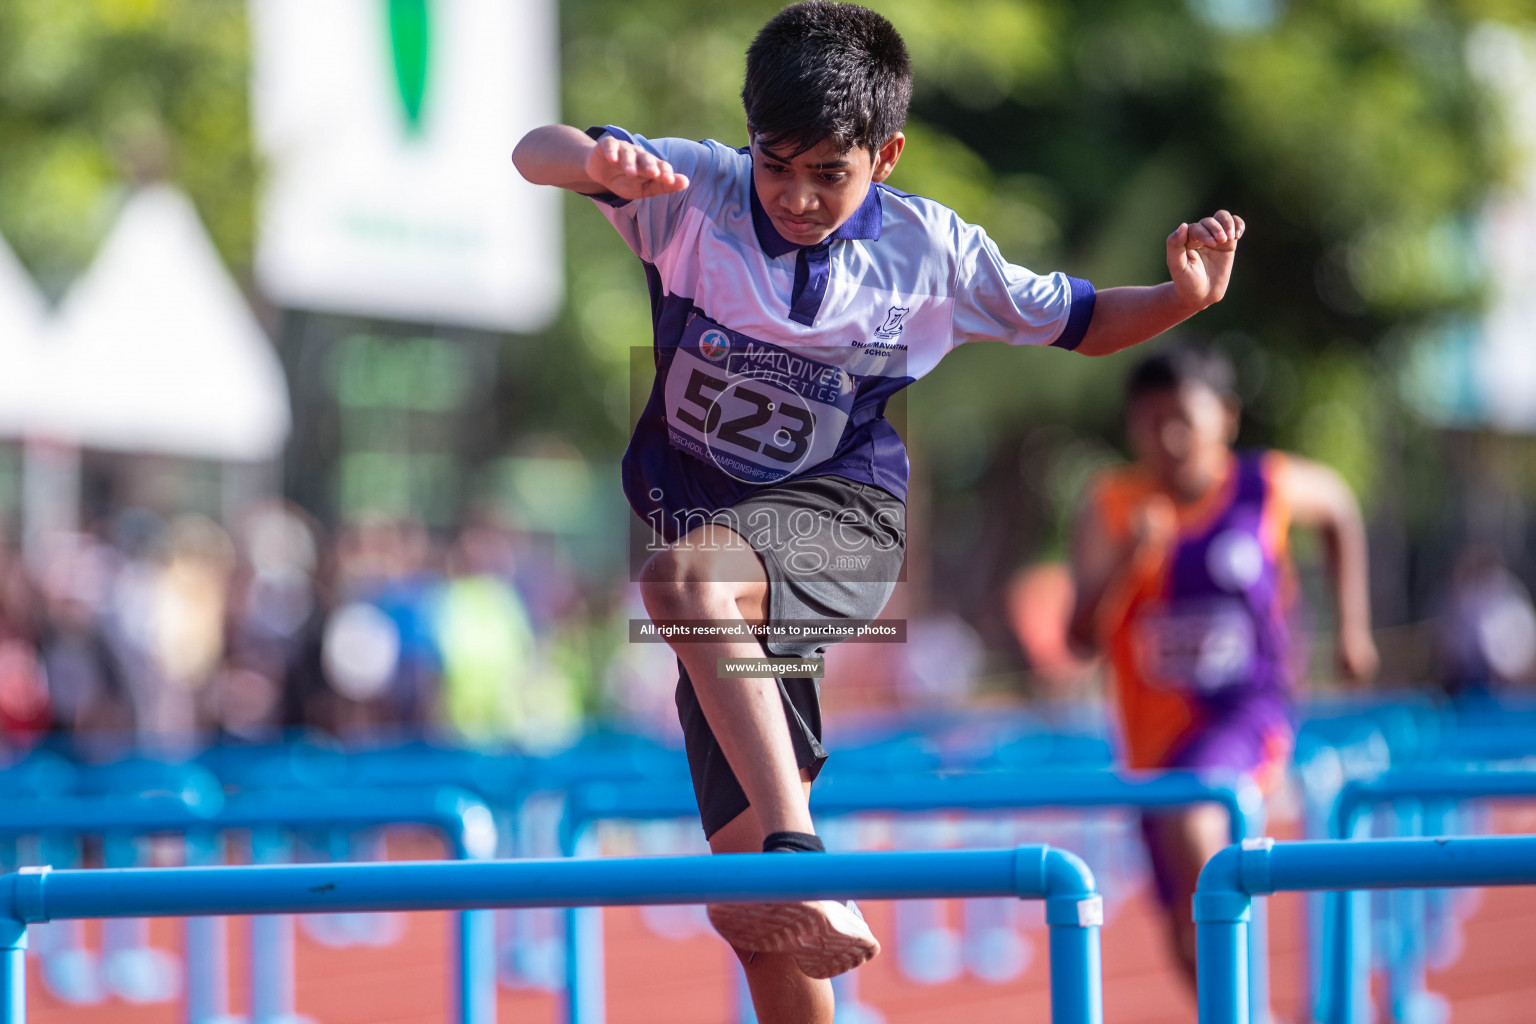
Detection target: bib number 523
<box><xmin>673</xmin><ymin>367</ymin><xmax>813</xmax><ymax>463</ymax></box>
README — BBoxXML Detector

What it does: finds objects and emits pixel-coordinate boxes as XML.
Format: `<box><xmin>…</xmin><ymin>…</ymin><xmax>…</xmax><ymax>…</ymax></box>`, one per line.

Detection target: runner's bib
<box><xmin>664</xmin><ymin>312</ymin><xmax>857</xmax><ymax>485</ymax></box>
<box><xmin>1134</xmin><ymin>597</ymin><xmax>1258</xmax><ymax>694</ymax></box>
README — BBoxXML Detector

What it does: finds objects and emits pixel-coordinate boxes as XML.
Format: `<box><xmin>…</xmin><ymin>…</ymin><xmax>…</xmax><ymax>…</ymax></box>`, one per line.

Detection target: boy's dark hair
<box><xmin>1124</xmin><ymin>347</ymin><xmax>1238</xmax><ymax>406</ymax></box>
<box><xmin>742</xmin><ymin>1</ymin><xmax>912</xmax><ymax>157</ymax></box>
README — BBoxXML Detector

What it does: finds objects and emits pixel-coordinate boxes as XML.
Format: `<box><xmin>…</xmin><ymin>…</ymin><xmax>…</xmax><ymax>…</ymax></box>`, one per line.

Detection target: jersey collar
<box><xmin>749</xmin><ymin>181</ymin><xmax>883</xmax><ymax>258</ymax></box>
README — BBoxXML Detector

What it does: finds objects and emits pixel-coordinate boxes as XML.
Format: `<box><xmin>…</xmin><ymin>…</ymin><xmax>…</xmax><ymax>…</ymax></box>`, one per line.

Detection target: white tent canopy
<box><xmin>0</xmin><ymin>233</ymin><xmax>48</xmax><ymax>435</ymax></box>
<box><xmin>32</xmin><ymin>185</ymin><xmax>291</xmax><ymax>462</ymax></box>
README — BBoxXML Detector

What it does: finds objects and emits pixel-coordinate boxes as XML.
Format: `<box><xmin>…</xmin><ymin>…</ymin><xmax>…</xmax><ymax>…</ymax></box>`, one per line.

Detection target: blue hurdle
<box><xmin>1324</xmin><ymin>767</ymin><xmax>1536</xmax><ymax>1024</ymax></box>
<box><xmin>1194</xmin><ymin>834</ymin><xmax>1536</xmax><ymax>1024</ymax></box>
<box><xmin>0</xmin><ymin>846</ymin><xmax>1105</xmax><ymax>1024</ymax></box>
<box><xmin>197</xmin><ymin>733</ymin><xmax>693</xmax><ymax>994</ymax></box>
<box><xmin>560</xmin><ymin>768</ymin><xmax>1265</xmax><ymax>1024</ymax></box>
<box><xmin>0</xmin><ymin>750</ymin><xmax>228</xmax><ymax>1009</ymax></box>
<box><xmin>0</xmin><ymin>786</ymin><xmax>495</xmax><ymax>1024</ymax></box>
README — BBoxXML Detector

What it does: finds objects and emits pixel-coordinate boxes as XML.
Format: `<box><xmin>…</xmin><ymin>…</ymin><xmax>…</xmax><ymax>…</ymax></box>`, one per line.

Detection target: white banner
<box><xmin>250</xmin><ymin>0</ymin><xmax>561</xmax><ymax>332</ymax></box>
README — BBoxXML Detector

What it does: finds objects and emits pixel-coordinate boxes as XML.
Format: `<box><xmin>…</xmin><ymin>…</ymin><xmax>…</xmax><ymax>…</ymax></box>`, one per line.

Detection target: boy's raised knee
<box><xmin>639</xmin><ymin>539</ymin><xmax>750</xmax><ymax>620</ymax></box>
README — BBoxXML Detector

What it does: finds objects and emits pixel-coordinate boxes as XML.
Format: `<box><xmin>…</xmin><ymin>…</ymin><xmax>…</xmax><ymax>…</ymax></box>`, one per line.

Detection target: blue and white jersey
<box><xmin>587</xmin><ymin>125</ymin><xmax>1095</xmax><ymax>540</ymax></box>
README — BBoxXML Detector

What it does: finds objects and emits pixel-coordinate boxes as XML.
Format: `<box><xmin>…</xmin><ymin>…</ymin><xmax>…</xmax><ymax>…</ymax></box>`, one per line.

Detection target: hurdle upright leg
<box><xmin>560</xmin><ymin>820</ymin><xmax>607</xmax><ymax>1024</ymax></box>
<box><xmin>183</xmin><ymin>830</ymin><xmax>238</xmax><ymax>1024</ymax></box>
<box><xmin>455</xmin><ymin>906</ymin><xmax>496</xmax><ymax>1024</ymax></box>
<box><xmin>0</xmin><ymin>920</ymin><xmax>25</xmax><ymax>1024</ymax></box>
<box><xmin>1044</xmin><ymin>901</ymin><xmax>1103</xmax><ymax>1024</ymax></box>
<box><xmin>1039</xmin><ymin>851</ymin><xmax>1105</xmax><ymax>1024</ymax></box>
<box><xmin>249</xmin><ymin>828</ymin><xmax>312</xmax><ymax>1024</ymax></box>
<box><xmin>1194</xmin><ymin>902</ymin><xmax>1249</xmax><ymax>1024</ymax></box>
<box><xmin>1326</xmin><ymin>816</ymin><xmax>1374</xmax><ymax>1024</ymax></box>
<box><xmin>563</xmin><ymin>905</ymin><xmax>604</xmax><ymax>1024</ymax></box>
<box><xmin>102</xmin><ymin>831</ymin><xmax>179</xmax><ymax>1005</ymax></box>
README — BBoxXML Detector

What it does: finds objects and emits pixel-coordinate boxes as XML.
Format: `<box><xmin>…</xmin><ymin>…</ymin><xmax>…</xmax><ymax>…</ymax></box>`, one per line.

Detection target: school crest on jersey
<box><xmin>874</xmin><ymin>305</ymin><xmax>911</xmax><ymax>340</ymax></box>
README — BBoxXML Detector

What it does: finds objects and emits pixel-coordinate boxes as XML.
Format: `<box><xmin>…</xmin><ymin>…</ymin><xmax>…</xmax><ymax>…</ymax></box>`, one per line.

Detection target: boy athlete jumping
<box><xmin>1069</xmin><ymin>348</ymin><xmax>1377</xmax><ymax>991</ymax></box>
<box><xmin>516</xmin><ymin>3</ymin><xmax>1243</xmax><ymax>1018</ymax></box>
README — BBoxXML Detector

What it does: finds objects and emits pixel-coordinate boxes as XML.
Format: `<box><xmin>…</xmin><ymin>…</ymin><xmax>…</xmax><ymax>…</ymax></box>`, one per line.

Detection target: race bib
<box><xmin>1134</xmin><ymin>598</ymin><xmax>1257</xmax><ymax>694</ymax></box>
<box><xmin>663</xmin><ymin>314</ymin><xmax>857</xmax><ymax>484</ymax></box>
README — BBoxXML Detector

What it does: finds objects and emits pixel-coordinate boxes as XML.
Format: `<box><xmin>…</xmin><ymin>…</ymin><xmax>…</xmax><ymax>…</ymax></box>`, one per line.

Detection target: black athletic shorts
<box><xmin>671</xmin><ymin>474</ymin><xmax>906</xmax><ymax>838</ymax></box>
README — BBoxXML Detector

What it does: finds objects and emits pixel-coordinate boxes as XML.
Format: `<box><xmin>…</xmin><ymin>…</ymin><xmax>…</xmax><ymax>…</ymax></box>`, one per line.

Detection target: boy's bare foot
<box><xmin>708</xmin><ymin>899</ymin><xmax>880</xmax><ymax>979</ymax></box>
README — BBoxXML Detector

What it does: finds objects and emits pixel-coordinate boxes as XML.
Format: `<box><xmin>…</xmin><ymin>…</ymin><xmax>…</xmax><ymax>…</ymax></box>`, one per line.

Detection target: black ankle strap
<box><xmin>763</xmin><ymin>830</ymin><xmax>825</xmax><ymax>853</ymax></box>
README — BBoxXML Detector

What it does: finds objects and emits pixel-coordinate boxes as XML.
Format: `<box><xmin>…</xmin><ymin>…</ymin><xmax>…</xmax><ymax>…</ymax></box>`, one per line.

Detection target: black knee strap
<box><xmin>762</xmin><ymin>830</ymin><xmax>825</xmax><ymax>853</ymax></box>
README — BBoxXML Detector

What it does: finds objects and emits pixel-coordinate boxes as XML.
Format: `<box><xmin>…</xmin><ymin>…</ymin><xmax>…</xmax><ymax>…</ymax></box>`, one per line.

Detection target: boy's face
<box><xmin>1126</xmin><ymin>382</ymin><xmax>1238</xmax><ymax>497</ymax></box>
<box><xmin>751</xmin><ymin>132</ymin><xmax>904</xmax><ymax>247</ymax></box>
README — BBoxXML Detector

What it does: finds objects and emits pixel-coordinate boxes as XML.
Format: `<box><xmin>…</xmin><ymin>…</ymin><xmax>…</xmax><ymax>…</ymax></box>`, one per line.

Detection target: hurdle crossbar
<box><xmin>0</xmin><ymin>846</ymin><xmax>1104</xmax><ymax>1024</ymax></box>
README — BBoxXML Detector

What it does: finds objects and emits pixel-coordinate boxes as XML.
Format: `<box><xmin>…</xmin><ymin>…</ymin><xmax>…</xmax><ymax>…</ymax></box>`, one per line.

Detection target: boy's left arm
<box><xmin>1075</xmin><ymin>210</ymin><xmax>1245</xmax><ymax>357</ymax></box>
<box><xmin>1281</xmin><ymin>456</ymin><xmax>1380</xmax><ymax>685</ymax></box>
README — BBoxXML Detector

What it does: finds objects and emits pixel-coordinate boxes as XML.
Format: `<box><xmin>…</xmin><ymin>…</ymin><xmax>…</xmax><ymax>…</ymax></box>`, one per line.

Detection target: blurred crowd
<box><xmin>0</xmin><ymin>494</ymin><xmax>1012</xmax><ymax>759</ymax></box>
<box><xmin>0</xmin><ymin>501</ymin><xmax>666</xmax><ymax>757</ymax></box>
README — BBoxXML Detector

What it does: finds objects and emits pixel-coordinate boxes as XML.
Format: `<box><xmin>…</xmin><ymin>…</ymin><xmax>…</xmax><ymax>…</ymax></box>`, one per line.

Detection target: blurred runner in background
<box><xmin>1436</xmin><ymin>543</ymin><xmax>1536</xmax><ymax>704</ymax></box>
<box><xmin>1068</xmin><ymin>345</ymin><xmax>1378</xmax><ymax>988</ymax></box>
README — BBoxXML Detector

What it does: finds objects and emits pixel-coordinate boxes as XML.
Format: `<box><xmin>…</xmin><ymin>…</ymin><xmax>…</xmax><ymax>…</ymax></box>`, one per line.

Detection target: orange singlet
<box><xmin>1089</xmin><ymin>451</ymin><xmax>1295</xmax><ymax>791</ymax></box>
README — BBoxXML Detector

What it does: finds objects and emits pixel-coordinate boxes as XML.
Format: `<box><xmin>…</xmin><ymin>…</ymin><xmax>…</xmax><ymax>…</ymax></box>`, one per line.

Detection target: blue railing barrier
<box><xmin>0</xmin><ymin>786</ymin><xmax>495</xmax><ymax>1024</ymax></box>
<box><xmin>196</xmin><ymin>733</ymin><xmax>693</xmax><ymax>803</ymax></box>
<box><xmin>560</xmin><ymin>768</ymin><xmax>1264</xmax><ymax>1024</ymax></box>
<box><xmin>0</xmin><ymin>846</ymin><xmax>1106</xmax><ymax>1024</ymax></box>
<box><xmin>1194</xmin><ymin>835</ymin><xmax>1536</xmax><ymax>1024</ymax></box>
<box><xmin>1295</xmin><ymin>694</ymin><xmax>1536</xmax><ymax>770</ymax></box>
<box><xmin>1323</xmin><ymin>767</ymin><xmax>1536</xmax><ymax>1024</ymax></box>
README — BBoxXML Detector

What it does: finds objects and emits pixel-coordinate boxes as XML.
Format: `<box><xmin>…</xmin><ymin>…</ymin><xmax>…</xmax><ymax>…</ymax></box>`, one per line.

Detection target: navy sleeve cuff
<box><xmin>1051</xmin><ymin>276</ymin><xmax>1096</xmax><ymax>351</ymax></box>
<box><xmin>582</xmin><ymin>125</ymin><xmax>636</xmax><ymax>208</ymax></box>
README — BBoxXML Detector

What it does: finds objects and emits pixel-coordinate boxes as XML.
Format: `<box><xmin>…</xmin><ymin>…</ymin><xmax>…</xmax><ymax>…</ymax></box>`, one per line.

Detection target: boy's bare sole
<box><xmin>707</xmin><ymin>899</ymin><xmax>881</xmax><ymax>979</ymax></box>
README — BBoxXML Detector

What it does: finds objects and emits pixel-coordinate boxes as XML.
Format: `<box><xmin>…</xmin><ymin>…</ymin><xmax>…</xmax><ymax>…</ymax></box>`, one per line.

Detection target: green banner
<box><xmin>388</xmin><ymin>0</ymin><xmax>430</xmax><ymax>136</ymax></box>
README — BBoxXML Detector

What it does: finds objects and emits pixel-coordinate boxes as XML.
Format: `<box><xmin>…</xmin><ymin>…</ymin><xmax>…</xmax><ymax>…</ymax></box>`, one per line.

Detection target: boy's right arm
<box><xmin>513</xmin><ymin>124</ymin><xmax>690</xmax><ymax>199</ymax></box>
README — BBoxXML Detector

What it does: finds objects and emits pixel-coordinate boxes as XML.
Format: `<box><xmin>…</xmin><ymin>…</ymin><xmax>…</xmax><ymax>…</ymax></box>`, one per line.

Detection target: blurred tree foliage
<box><xmin>0</xmin><ymin>0</ymin><xmax>253</xmax><ymax>296</ymax></box>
